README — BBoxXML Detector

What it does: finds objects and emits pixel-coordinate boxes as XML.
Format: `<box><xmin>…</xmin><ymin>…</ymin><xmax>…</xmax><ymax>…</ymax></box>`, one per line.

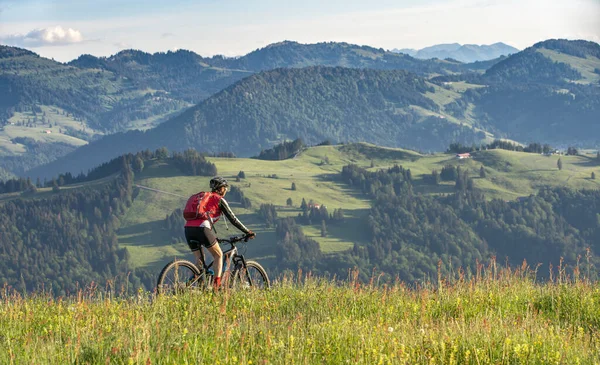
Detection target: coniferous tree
<box><xmin>132</xmin><ymin>156</ymin><xmax>144</xmax><ymax>173</ymax></box>
<box><xmin>592</xmin><ymin>172</ymin><xmax>596</xmax><ymax>180</ymax></box>
<box><xmin>300</xmin><ymin>198</ymin><xmax>308</xmax><ymax>211</ymax></box>
<box><xmin>155</xmin><ymin>147</ymin><xmax>169</xmax><ymax>159</ymax></box>
<box><xmin>237</xmin><ymin>171</ymin><xmax>246</xmax><ymax>179</ymax></box>
<box><xmin>286</xmin><ymin>197</ymin><xmax>293</xmax><ymax>206</ymax></box>
<box><xmin>480</xmin><ymin>166</ymin><xmax>486</xmax><ymax>178</ymax></box>
<box><xmin>431</xmin><ymin>170</ymin><xmax>440</xmax><ymax>185</ymax></box>
<box><xmin>291</xmin><ymin>182</ymin><xmax>297</xmax><ymax>191</ymax></box>
<box><xmin>557</xmin><ymin>158</ymin><xmax>563</xmax><ymax>170</ymax></box>
<box><xmin>320</xmin><ymin>220</ymin><xmax>327</xmax><ymax>237</ymax></box>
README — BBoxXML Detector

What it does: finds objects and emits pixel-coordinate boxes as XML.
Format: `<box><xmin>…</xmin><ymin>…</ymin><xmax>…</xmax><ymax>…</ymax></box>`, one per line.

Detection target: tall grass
<box><xmin>1</xmin><ymin>261</ymin><xmax>599</xmax><ymax>364</ymax></box>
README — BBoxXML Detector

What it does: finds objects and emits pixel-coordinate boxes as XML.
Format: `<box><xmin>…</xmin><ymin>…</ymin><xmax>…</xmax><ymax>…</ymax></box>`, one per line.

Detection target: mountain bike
<box><xmin>156</xmin><ymin>233</ymin><xmax>269</xmax><ymax>295</ymax></box>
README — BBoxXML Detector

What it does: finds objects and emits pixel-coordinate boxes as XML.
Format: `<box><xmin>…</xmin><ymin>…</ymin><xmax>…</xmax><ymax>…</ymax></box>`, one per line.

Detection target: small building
<box><xmin>44</xmin><ymin>130</ymin><xmax>52</xmax><ymax>134</ymax></box>
<box><xmin>456</xmin><ymin>153</ymin><xmax>471</xmax><ymax>159</ymax></box>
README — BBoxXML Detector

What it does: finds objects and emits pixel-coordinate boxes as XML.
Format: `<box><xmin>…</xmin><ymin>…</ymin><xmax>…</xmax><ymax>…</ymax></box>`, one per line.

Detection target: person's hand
<box><xmin>247</xmin><ymin>231</ymin><xmax>256</xmax><ymax>239</ymax></box>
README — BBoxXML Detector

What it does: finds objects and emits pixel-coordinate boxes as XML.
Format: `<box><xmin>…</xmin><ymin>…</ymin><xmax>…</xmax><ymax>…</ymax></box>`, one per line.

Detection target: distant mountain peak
<box><xmin>391</xmin><ymin>42</ymin><xmax>519</xmax><ymax>63</ymax></box>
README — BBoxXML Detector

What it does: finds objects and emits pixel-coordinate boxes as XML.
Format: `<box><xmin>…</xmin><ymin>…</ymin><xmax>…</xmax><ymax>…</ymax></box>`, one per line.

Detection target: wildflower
<box><xmin>388</xmin><ymin>327</ymin><xmax>394</xmax><ymax>332</ymax></box>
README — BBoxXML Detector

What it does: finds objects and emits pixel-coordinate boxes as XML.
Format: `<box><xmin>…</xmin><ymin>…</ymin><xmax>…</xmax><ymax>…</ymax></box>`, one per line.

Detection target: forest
<box><xmin>267</xmin><ymin>163</ymin><xmax>600</xmax><ymax>282</ymax></box>
<box><xmin>0</xmin><ymin>162</ymin><xmax>153</xmax><ymax>295</ymax></box>
<box><xmin>0</xmin><ymin>147</ymin><xmax>222</xmax><ymax>294</ymax></box>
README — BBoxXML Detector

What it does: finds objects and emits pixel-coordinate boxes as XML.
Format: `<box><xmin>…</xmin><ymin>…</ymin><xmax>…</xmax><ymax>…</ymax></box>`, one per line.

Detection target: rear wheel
<box><xmin>156</xmin><ymin>260</ymin><xmax>208</xmax><ymax>295</ymax></box>
<box><xmin>231</xmin><ymin>261</ymin><xmax>270</xmax><ymax>290</ymax></box>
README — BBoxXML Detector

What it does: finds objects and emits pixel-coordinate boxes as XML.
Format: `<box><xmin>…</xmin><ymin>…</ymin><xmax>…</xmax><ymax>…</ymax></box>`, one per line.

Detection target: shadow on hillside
<box><xmin>314</xmin><ymin>173</ymin><xmax>340</xmax><ymax>181</ymax></box>
<box><xmin>572</xmin><ymin>155</ymin><xmax>600</xmax><ymax>167</ymax></box>
<box><xmin>117</xmin><ymin>220</ymin><xmax>172</xmax><ymax>247</ymax></box>
<box><xmin>118</xmin><ymin>221</ymin><xmax>157</xmax><ymax>236</ymax></box>
<box><xmin>313</xmin><ymin>173</ymin><xmax>373</xmax><ymax>203</ymax></box>
<box><xmin>527</xmin><ymin>168</ymin><xmax>558</xmax><ymax>172</ymax></box>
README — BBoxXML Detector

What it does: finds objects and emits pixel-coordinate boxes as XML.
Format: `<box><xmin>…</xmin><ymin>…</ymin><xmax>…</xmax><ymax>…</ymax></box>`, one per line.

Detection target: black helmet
<box><xmin>210</xmin><ymin>176</ymin><xmax>229</xmax><ymax>191</ymax></box>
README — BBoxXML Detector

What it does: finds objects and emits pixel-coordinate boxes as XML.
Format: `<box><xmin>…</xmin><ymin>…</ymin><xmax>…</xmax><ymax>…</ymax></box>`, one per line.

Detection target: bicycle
<box><xmin>156</xmin><ymin>233</ymin><xmax>269</xmax><ymax>295</ymax></box>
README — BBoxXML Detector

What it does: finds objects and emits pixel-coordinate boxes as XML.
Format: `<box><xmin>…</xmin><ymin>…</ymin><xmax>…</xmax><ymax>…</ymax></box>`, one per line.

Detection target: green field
<box><xmin>1</xmin><ymin>267</ymin><xmax>599</xmax><ymax>364</ymax></box>
<box><xmin>111</xmin><ymin>143</ymin><xmax>600</xmax><ymax>271</ymax></box>
<box><xmin>1</xmin><ymin>105</ymin><xmax>103</xmax><ymax>157</ymax></box>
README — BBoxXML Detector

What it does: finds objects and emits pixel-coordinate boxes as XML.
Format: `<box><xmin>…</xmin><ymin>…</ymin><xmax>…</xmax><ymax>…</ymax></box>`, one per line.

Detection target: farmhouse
<box><xmin>456</xmin><ymin>153</ymin><xmax>471</xmax><ymax>159</ymax></box>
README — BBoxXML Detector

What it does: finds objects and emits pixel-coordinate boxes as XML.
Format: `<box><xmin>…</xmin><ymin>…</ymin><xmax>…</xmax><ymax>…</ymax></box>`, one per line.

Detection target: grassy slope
<box><xmin>2</xmin><ymin>270</ymin><xmax>599</xmax><ymax>364</ymax></box>
<box><xmin>537</xmin><ymin>48</ymin><xmax>600</xmax><ymax>84</ymax></box>
<box><xmin>1</xmin><ymin>106</ymin><xmax>101</xmax><ymax>155</ymax></box>
<box><xmin>114</xmin><ymin>143</ymin><xmax>600</xmax><ymax>271</ymax></box>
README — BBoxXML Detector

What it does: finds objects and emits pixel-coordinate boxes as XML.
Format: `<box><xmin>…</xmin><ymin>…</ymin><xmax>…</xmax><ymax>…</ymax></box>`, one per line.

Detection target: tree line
<box><xmin>0</xmin><ymin>163</ymin><xmax>153</xmax><ymax>295</ymax></box>
<box><xmin>323</xmin><ymin>164</ymin><xmax>600</xmax><ymax>282</ymax></box>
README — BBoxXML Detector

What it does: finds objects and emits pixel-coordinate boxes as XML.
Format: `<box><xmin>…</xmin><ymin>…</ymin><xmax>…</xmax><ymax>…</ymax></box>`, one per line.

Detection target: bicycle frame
<box><xmin>197</xmin><ymin>238</ymin><xmax>249</xmax><ymax>277</ymax></box>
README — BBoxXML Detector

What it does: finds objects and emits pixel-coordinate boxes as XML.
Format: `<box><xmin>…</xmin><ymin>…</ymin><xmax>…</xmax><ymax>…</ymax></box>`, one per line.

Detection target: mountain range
<box><xmin>1</xmin><ymin>39</ymin><xmax>599</xmax><ymax>180</ymax></box>
<box><xmin>393</xmin><ymin>42</ymin><xmax>519</xmax><ymax>63</ymax></box>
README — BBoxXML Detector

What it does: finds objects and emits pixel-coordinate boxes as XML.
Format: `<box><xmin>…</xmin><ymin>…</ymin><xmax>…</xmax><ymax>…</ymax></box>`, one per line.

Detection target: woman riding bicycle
<box><xmin>184</xmin><ymin>176</ymin><xmax>255</xmax><ymax>289</ymax></box>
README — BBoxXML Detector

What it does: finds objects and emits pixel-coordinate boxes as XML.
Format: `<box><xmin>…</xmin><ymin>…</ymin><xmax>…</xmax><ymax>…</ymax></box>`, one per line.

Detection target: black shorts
<box><xmin>184</xmin><ymin>226</ymin><xmax>218</xmax><ymax>251</ymax></box>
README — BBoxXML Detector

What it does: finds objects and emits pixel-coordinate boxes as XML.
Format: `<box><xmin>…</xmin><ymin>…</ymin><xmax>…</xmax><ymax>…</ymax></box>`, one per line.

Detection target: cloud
<box><xmin>113</xmin><ymin>41</ymin><xmax>131</xmax><ymax>49</ymax></box>
<box><xmin>1</xmin><ymin>26</ymin><xmax>83</xmax><ymax>47</ymax></box>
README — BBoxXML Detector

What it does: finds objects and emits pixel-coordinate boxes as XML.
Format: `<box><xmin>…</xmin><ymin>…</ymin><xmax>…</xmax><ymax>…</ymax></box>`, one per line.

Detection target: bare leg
<box><xmin>206</xmin><ymin>242</ymin><xmax>223</xmax><ymax>281</ymax></box>
<box><xmin>191</xmin><ymin>250</ymin><xmax>202</xmax><ymax>268</ymax></box>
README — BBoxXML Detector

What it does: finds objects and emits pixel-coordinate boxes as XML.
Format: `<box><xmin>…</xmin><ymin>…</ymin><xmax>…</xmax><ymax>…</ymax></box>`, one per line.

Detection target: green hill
<box><xmin>27</xmin><ymin>67</ymin><xmax>488</xmax><ymax>179</ymax></box>
<box><xmin>452</xmin><ymin>39</ymin><xmax>600</xmax><ymax>146</ymax></box>
<box><xmin>5</xmin><ymin>39</ymin><xmax>600</xmax><ymax>179</ymax></box>
<box><xmin>112</xmin><ymin>143</ymin><xmax>600</xmax><ymax>272</ymax></box>
<box><xmin>206</xmin><ymin>40</ymin><xmax>482</xmax><ymax>74</ymax></box>
<box><xmin>68</xmin><ymin>49</ymin><xmax>252</xmax><ymax>104</ymax></box>
<box><xmin>0</xmin><ymin>45</ymin><xmax>250</xmax><ymax>174</ymax></box>
<box><xmin>483</xmin><ymin>40</ymin><xmax>597</xmax><ymax>84</ymax></box>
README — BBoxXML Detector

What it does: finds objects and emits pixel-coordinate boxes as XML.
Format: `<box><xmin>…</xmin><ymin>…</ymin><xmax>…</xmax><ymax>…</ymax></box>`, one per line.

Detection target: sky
<box><xmin>0</xmin><ymin>0</ymin><xmax>598</xmax><ymax>62</ymax></box>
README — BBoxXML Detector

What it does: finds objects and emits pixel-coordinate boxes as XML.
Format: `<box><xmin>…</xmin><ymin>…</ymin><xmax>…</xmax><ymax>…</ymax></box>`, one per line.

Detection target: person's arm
<box><xmin>219</xmin><ymin>198</ymin><xmax>251</xmax><ymax>234</ymax></box>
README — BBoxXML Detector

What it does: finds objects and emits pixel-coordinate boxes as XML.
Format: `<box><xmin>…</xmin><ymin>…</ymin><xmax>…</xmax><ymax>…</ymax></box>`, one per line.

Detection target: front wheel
<box><xmin>231</xmin><ymin>260</ymin><xmax>270</xmax><ymax>290</ymax></box>
<box><xmin>156</xmin><ymin>259</ymin><xmax>208</xmax><ymax>295</ymax></box>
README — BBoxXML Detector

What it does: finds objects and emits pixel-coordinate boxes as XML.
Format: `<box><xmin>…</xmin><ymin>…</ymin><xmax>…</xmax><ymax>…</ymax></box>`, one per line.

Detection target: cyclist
<box><xmin>184</xmin><ymin>176</ymin><xmax>255</xmax><ymax>289</ymax></box>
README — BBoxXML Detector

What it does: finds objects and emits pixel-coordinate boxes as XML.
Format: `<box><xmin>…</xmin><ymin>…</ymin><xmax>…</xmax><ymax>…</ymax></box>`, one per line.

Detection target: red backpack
<box><xmin>182</xmin><ymin>191</ymin><xmax>223</xmax><ymax>221</ymax></box>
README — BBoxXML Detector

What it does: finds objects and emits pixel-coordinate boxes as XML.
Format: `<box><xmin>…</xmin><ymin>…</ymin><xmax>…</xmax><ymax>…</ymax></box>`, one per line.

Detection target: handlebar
<box><xmin>218</xmin><ymin>233</ymin><xmax>254</xmax><ymax>245</ymax></box>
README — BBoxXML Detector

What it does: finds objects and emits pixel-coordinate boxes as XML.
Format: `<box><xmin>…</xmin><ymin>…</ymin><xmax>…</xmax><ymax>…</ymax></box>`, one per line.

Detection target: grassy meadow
<box><xmin>114</xmin><ymin>143</ymin><xmax>600</xmax><ymax>272</ymax></box>
<box><xmin>0</xmin><ymin>106</ymin><xmax>102</xmax><ymax>157</ymax></box>
<box><xmin>1</xmin><ymin>264</ymin><xmax>599</xmax><ymax>364</ymax></box>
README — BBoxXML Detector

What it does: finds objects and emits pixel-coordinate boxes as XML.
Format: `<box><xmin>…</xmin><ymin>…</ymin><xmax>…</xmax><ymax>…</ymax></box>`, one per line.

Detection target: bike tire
<box><xmin>231</xmin><ymin>260</ymin><xmax>270</xmax><ymax>290</ymax></box>
<box><xmin>156</xmin><ymin>259</ymin><xmax>207</xmax><ymax>295</ymax></box>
